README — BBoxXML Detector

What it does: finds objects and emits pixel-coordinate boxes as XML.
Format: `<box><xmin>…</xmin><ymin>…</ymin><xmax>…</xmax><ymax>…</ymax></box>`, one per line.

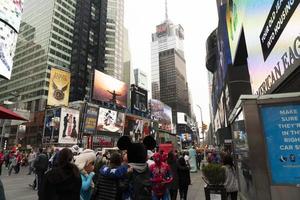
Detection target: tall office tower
<box><xmin>134</xmin><ymin>68</ymin><xmax>148</xmax><ymax>91</ymax></box>
<box><xmin>104</xmin><ymin>0</ymin><xmax>124</xmax><ymax>81</ymax></box>
<box><xmin>123</xmin><ymin>27</ymin><xmax>131</xmax><ymax>107</ymax></box>
<box><xmin>0</xmin><ymin>0</ymin><xmax>77</xmax><ymax>111</ymax></box>
<box><xmin>151</xmin><ymin>2</ymin><xmax>190</xmax><ymax>124</ymax></box>
<box><xmin>70</xmin><ymin>0</ymin><xmax>107</xmax><ymax>102</ymax></box>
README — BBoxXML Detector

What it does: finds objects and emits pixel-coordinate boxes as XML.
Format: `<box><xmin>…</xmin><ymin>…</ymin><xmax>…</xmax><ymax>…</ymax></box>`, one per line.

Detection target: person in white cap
<box><xmin>74</xmin><ymin>149</ymin><xmax>96</xmax><ymax>200</ymax></box>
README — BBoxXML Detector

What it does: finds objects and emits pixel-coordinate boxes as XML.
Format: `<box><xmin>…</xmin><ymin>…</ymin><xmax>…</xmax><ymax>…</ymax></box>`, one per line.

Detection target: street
<box><xmin>0</xmin><ymin>166</ymin><xmax>206</xmax><ymax>200</ymax></box>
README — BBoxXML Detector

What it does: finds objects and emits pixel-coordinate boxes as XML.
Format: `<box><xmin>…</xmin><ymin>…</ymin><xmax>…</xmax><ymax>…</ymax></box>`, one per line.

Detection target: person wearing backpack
<box><xmin>222</xmin><ymin>154</ymin><xmax>238</xmax><ymax>200</ymax></box>
<box><xmin>117</xmin><ymin>136</ymin><xmax>156</xmax><ymax>200</ymax></box>
<box><xmin>34</xmin><ymin>148</ymin><xmax>49</xmax><ymax>198</ymax></box>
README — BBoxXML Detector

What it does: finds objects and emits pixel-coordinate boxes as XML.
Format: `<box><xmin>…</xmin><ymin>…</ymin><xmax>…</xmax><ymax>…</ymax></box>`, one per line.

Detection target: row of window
<box><xmin>50</xmin><ymin>40</ymin><xmax>71</xmax><ymax>55</ymax></box>
<box><xmin>13</xmin><ymin>57</ymin><xmax>47</xmax><ymax>74</ymax></box>
<box><xmin>52</xmin><ymin>24</ymin><xmax>73</xmax><ymax>41</ymax></box>
<box><xmin>13</xmin><ymin>49</ymin><xmax>46</xmax><ymax>67</ymax></box>
<box><xmin>49</xmin><ymin>48</ymin><xmax>71</xmax><ymax>62</ymax></box>
<box><xmin>53</xmin><ymin>18</ymin><xmax>73</xmax><ymax>35</ymax></box>
<box><xmin>51</xmin><ymin>32</ymin><xmax>72</xmax><ymax>48</ymax></box>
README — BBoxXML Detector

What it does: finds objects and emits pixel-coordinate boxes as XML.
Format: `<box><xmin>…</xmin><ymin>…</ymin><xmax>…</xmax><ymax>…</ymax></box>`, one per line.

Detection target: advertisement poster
<box><xmin>93</xmin><ymin>70</ymin><xmax>128</xmax><ymax>107</ymax></box>
<box><xmin>260</xmin><ymin>104</ymin><xmax>300</xmax><ymax>185</ymax></box>
<box><xmin>43</xmin><ymin>108</ymin><xmax>61</xmax><ymax>144</ymax></box>
<box><xmin>124</xmin><ymin>115</ymin><xmax>150</xmax><ymax>142</ymax></box>
<box><xmin>149</xmin><ymin>99</ymin><xmax>173</xmax><ymax>132</ymax></box>
<box><xmin>96</xmin><ymin>107</ymin><xmax>124</xmax><ymax>134</ymax></box>
<box><xmin>47</xmin><ymin>67</ymin><xmax>71</xmax><ymax>107</ymax></box>
<box><xmin>0</xmin><ymin>21</ymin><xmax>18</xmax><ymax>79</ymax></box>
<box><xmin>83</xmin><ymin>106</ymin><xmax>98</xmax><ymax>134</ymax></box>
<box><xmin>131</xmin><ymin>84</ymin><xmax>148</xmax><ymax>113</ymax></box>
<box><xmin>58</xmin><ymin>107</ymin><xmax>79</xmax><ymax>144</ymax></box>
<box><xmin>93</xmin><ymin>135</ymin><xmax>116</xmax><ymax>148</ymax></box>
<box><xmin>0</xmin><ymin>0</ymin><xmax>24</xmax><ymax>32</ymax></box>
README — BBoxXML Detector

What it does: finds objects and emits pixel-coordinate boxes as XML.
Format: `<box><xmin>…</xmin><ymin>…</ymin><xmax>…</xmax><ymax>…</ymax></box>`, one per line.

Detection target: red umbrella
<box><xmin>0</xmin><ymin>105</ymin><xmax>28</xmax><ymax>121</ymax></box>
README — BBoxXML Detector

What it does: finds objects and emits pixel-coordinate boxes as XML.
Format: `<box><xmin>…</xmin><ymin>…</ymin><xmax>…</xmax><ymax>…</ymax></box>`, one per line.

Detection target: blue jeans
<box><xmin>152</xmin><ymin>190</ymin><xmax>170</xmax><ymax>200</ymax></box>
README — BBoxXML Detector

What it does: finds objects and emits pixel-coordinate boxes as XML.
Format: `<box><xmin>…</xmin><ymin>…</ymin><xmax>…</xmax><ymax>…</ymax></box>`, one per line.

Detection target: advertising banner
<box><xmin>124</xmin><ymin>115</ymin><xmax>150</xmax><ymax>142</ymax></box>
<box><xmin>131</xmin><ymin>84</ymin><xmax>148</xmax><ymax>113</ymax></box>
<box><xmin>93</xmin><ymin>70</ymin><xmax>128</xmax><ymax>107</ymax></box>
<box><xmin>0</xmin><ymin>0</ymin><xmax>24</xmax><ymax>32</ymax></box>
<box><xmin>93</xmin><ymin>135</ymin><xmax>116</xmax><ymax>148</ymax></box>
<box><xmin>96</xmin><ymin>107</ymin><xmax>124</xmax><ymax>134</ymax></box>
<box><xmin>43</xmin><ymin>108</ymin><xmax>61</xmax><ymax>144</ymax></box>
<box><xmin>47</xmin><ymin>67</ymin><xmax>71</xmax><ymax>107</ymax></box>
<box><xmin>149</xmin><ymin>99</ymin><xmax>172</xmax><ymax>132</ymax></box>
<box><xmin>0</xmin><ymin>21</ymin><xmax>18</xmax><ymax>79</ymax></box>
<box><xmin>260</xmin><ymin>104</ymin><xmax>300</xmax><ymax>185</ymax></box>
<box><xmin>83</xmin><ymin>106</ymin><xmax>98</xmax><ymax>134</ymax></box>
<box><xmin>58</xmin><ymin>107</ymin><xmax>79</xmax><ymax>144</ymax></box>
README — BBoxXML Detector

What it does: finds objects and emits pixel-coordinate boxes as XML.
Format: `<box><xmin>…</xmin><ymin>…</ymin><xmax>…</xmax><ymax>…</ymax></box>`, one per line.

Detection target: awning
<box><xmin>0</xmin><ymin>105</ymin><xmax>28</xmax><ymax>121</ymax></box>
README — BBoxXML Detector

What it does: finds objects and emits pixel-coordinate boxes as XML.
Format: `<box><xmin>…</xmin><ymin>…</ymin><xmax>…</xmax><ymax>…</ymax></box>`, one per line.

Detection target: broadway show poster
<box><xmin>124</xmin><ymin>115</ymin><xmax>150</xmax><ymax>142</ymax></box>
<box><xmin>0</xmin><ymin>0</ymin><xmax>24</xmax><ymax>32</ymax></box>
<box><xmin>96</xmin><ymin>107</ymin><xmax>125</xmax><ymax>134</ymax></box>
<box><xmin>43</xmin><ymin>108</ymin><xmax>61</xmax><ymax>144</ymax></box>
<box><xmin>47</xmin><ymin>67</ymin><xmax>71</xmax><ymax>107</ymax></box>
<box><xmin>0</xmin><ymin>21</ymin><xmax>18</xmax><ymax>79</ymax></box>
<box><xmin>93</xmin><ymin>69</ymin><xmax>128</xmax><ymax>107</ymax></box>
<box><xmin>149</xmin><ymin>99</ymin><xmax>173</xmax><ymax>132</ymax></box>
<box><xmin>58</xmin><ymin>107</ymin><xmax>80</xmax><ymax>144</ymax></box>
<box><xmin>83</xmin><ymin>106</ymin><xmax>99</xmax><ymax>134</ymax></box>
<box><xmin>131</xmin><ymin>84</ymin><xmax>148</xmax><ymax>113</ymax></box>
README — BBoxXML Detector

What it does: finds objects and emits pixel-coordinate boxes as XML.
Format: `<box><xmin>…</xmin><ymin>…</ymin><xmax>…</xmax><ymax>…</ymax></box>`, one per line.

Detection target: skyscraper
<box><xmin>0</xmin><ymin>0</ymin><xmax>77</xmax><ymax>111</ymax></box>
<box><xmin>134</xmin><ymin>68</ymin><xmax>148</xmax><ymax>91</ymax></box>
<box><xmin>151</xmin><ymin>2</ymin><xmax>190</xmax><ymax>124</ymax></box>
<box><xmin>104</xmin><ymin>0</ymin><xmax>124</xmax><ymax>81</ymax></box>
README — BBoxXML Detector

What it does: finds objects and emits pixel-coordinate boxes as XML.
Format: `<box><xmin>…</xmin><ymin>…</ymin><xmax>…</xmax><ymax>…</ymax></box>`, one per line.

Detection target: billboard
<box><xmin>83</xmin><ymin>106</ymin><xmax>98</xmax><ymax>134</ymax></box>
<box><xmin>58</xmin><ymin>107</ymin><xmax>80</xmax><ymax>144</ymax></box>
<box><xmin>149</xmin><ymin>99</ymin><xmax>172</xmax><ymax>132</ymax></box>
<box><xmin>43</xmin><ymin>108</ymin><xmax>61</xmax><ymax>144</ymax></box>
<box><xmin>0</xmin><ymin>21</ymin><xmax>18</xmax><ymax>79</ymax></box>
<box><xmin>96</xmin><ymin>107</ymin><xmax>124</xmax><ymax>133</ymax></box>
<box><xmin>260</xmin><ymin>104</ymin><xmax>300</xmax><ymax>185</ymax></box>
<box><xmin>156</xmin><ymin>22</ymin><xmax>168</xmax><ymax>37</ymax></box>
<box><xmin>131</xmin><ymin>84</ymin><xmax>148</xmax><ymax>113</ymax></box>
<box><xmin>180</xmin><ymin>133</ymin><xmax>192</xmax><ymax>142</ymax></box>
<box><xmin>123</xmin><ymin>115</ymin><xmax>150</xmax><ymax>142</ymax></box>
<box><xmin>93</xmin><ymin>70</ymin><xmax>128</xmax><ymax>107</ymax></box>
<box><xmin>93</xmin><ymin>135</ymin><xmax>116</xmax><ymax>148</ymax></box>
<box><xmin>0</xmin><ymin>0</ymin><xmax>24</xmax><ymax>32</ymax></box>
<box><xmin>47</xmin><ymin>67</ymin><xmax>71</xmax><ymax>107</ymax></box>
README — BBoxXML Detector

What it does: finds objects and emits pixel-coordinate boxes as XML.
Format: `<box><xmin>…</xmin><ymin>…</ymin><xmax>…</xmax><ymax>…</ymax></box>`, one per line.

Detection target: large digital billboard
<box><xmin>131</xmin><ymin>84</ymin><xmax>148</xmax><ymax>113</ymax></box>
<box><xmin>58</xmin><ymin>107</ymin><xmax>80</xmax><ymax>144</ymax></box>
<box><xmin>149</xmin><ymin>99</ymin><xmax>172</xmax><ymax>132</ymax></box>
<box><xmin>123</xmin><ymin>115</ymin><xmax>150</xmax><ymax>142</ymax></box>
<box><xmin>96</xmin><ymin>107</ymin><xmax>124</xmax><ymax>134</ymax></box>
<box><xmin>43</xmin><ymin>108</ymin><xmax>61</xmax><ymax>144</ymax></box>
<box><xmin>227</xmin><ymin>0</ymin><xmax>300</xmax><ymax>95</ymax></box>
<box><xmin>47</xmin><ymin>67</ymin><xmax>71</xmax><ymax>107</ymax></box>
<box><xmin>0</xmin><ymin>0</ymin><xmax>24</xmax><ymax>32</ymax></box>
<box><xmin>0</xmin><ymin>21</ymin><xmax>18</xmax><ymax>79</ymax></box>
<box><xmin>93</xmin><ymin>70</ymin><xmax>128</xmax><ymax>107</ymax></box>
<box><xmin>83</xmin><ymin>106</ymin><xmax>98</xmax><ymax>134</ymax></box>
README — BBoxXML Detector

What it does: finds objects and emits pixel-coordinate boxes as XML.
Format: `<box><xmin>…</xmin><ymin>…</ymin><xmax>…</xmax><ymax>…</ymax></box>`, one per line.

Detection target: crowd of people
<box><xmin>0</xmin><ymin>140</ymin><xmax>238</xmax><ymax>200</ymax></box>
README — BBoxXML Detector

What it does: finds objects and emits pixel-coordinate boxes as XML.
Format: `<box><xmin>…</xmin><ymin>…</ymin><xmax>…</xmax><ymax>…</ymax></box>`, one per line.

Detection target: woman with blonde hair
<box><xmin>75</xmin><ymin>149</ymin><xmax>96</xmax><ymax>200</ymax></box>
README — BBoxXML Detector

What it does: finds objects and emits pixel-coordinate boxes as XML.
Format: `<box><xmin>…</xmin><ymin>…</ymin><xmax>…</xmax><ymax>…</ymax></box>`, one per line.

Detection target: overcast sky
<box><xmin>124</xmin><ymin>0</ymin><xmax>218</xmax><ymax>124</ymax></box>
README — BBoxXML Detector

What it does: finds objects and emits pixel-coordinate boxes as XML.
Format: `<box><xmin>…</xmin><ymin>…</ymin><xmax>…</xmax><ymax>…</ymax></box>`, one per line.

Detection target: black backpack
<box><xmin>130</xmin><ymin>167</ymin><xmax>152</xmax><ymax>200</ymax></box>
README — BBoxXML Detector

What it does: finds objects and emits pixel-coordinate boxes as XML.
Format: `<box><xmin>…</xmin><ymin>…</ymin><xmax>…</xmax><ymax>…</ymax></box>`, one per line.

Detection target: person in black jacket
<box><xmin>40</xmin><ymin>148</ymin><xmax>81</xmax><ymax>200</ymax></box>
<box><xmin>34</xmin><ymin>148</ymin><xmax>48</xmax><ymax>198</ymax></box>
<box><xmin>0</xmin><ymin>178</ymin><xmax>6</xmax><ymax>200</ymax></box>
<box><xmin>177</xmin><ymin>157</ymin><xmax>191</xmax><ymax>200</ymax></box>
<box><xmin>167</xmin><ymin>151</ymin><xmax>179</xmax><ymax>200</ymax></box>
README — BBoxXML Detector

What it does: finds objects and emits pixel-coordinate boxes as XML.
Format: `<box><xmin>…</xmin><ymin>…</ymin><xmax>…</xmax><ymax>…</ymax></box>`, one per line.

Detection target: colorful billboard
<box><xmin>149</xmin><ymin>99</ymin><xmax>172</xmax><ymax>132</ymax></box>
<box><xmin>131</xmin><ymin>84</ymin><xmax>148</xmax><ymax>113</ymax></box>
<box><xmin>96</xmin><ymin>107</ymin><xmax>124</xmax><ymax>133</ymax></box>
<box><xmin>0</xmin><ymin>21</ymin><xmax>18</xmax><ymax>79</ymax></box>
<box><xmin>47</xmin><ymin>67</ymin><xmax>71</xmax><ymax>107</ymax></box>
<box><xmin>58</xmin><ymin>107</ymin><xmax>80</xmax><ymax>144</ymax></box>
<box><xmin>93</xmin><ymin>70</ymin><xmax>128</xmax><ymax>107</ymax></box>
<box><xmin>43</xmin><ymin>108</ymin><xmax>61</xmax><ymax>144</ymax></box>
<box><xmin>123</xmin><ymin>115</ymin><xmax>150</xmax><ymax>142</ymax></box>
<box><xmin>83</xmin><ymin>106</ymin><xmax>98</xmax><ymax>134</ymax></box>
<box><xmin>0</xmin><ymin>0</ymin><xmax>24</xmax><ymax>32</ymax></box>
<box><xmin>92</xmin><ymin>135</ymin><xmax>117</xmax><ymax>148</ymax></box>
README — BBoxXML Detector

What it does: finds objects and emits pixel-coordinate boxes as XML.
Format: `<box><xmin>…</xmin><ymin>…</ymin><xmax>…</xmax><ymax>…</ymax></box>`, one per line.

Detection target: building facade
<box><xmin>134</xmin><ymin>68</ymin><xmax>148</xmax><ymax>91</ymax></box>
<box><xmin>0</xmin><ymin>0</ymin><xmax>77</xmax><ymax>111</ymax></box>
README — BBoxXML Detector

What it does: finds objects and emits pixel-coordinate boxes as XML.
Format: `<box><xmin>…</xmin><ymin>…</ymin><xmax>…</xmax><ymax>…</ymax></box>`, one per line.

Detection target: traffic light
<box><xmin>201</xmin><ymin>123</ymin><xmax>208</xmax><ymax>133</ymax></box>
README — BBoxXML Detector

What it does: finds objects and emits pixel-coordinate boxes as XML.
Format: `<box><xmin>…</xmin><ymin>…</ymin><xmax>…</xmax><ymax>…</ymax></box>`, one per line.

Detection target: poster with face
<box><xmin>43</xmin><ymin>108</ymin><xmax>61</xmax><ymax>144</ymax></box>
<box><xmin>96</xmin><ymin>107</ymin><xmax>124</xmax><ymax>133</ymax></box>
<box><xmin>58</xmin><ymin>107</ymin><xmax>80</xmax><ymax>144</ymax></box>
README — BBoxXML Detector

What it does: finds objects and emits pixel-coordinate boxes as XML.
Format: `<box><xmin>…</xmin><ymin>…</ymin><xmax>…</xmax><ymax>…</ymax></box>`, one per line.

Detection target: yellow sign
<box><xmin>47</xmin><ymin>67</ymin><xmax>70</xmax><ymax>106</ymax></box>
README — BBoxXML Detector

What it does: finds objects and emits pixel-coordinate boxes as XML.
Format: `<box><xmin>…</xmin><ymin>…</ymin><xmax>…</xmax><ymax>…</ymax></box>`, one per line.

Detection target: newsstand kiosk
<box><xmin>229</xmin><ymin>93</ymin><xmax>300</xmax><ymax>200</ymax></box>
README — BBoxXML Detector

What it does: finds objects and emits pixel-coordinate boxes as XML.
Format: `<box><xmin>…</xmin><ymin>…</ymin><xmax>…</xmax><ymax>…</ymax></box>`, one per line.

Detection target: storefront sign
<box><xmin>260</xmin><ymin>104</ymin><xmax>300</xmax><ymax>185</ymax></box>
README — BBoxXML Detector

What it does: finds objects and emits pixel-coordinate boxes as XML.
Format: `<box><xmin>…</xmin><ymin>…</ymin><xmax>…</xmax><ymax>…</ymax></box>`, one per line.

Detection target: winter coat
<box><xmin>167</xmin><ymin>159</ymin><xmax>179</xmax><ymax>190</ymax></box>
<box><xmin>177</xmin><ymin>161</ymin><xmax>191</xmax><ymax>188</ymax></box>
<box><xmin>34</xmin><ymin>153</ymin><xmax>48</xmax><ymax>172</ymax></box>
<box><xmin>80</xmin><ymin>172</ymin><xmax>95</xmax><ymax>200</ymax></box>
<box><xmin>0</xmin><ymin>179</ymin><xmax>5</xmax><ymax>200</ymax></box>
<box><xmin>223</xmin><ymin>165</ymin><xmax>238</xmax><ymax>192</ymax></box>
<box><xmin>40</xmin><ymin>164</ymin><xmax>82</xmax><ymax>200</ymax></box>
